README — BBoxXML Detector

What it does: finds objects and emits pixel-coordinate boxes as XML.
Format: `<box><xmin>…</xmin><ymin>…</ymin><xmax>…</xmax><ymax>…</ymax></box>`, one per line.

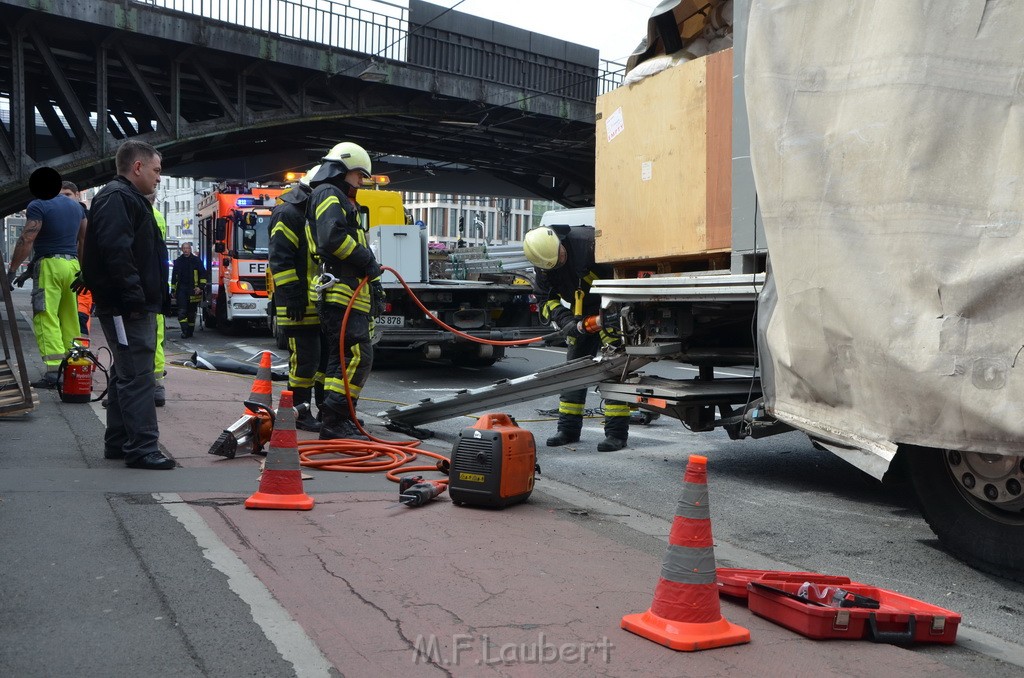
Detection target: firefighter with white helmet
<box><xmin>267</xmin><ymin>164</ymin><xmax>325</xmax><ymax>432</ymax></box>
<box><xmin>306</xmin><ymin>142</ymin><xmax>381</xmax><ymax>440</ymax></box>
<box><xmin>523</xmin><ymin>225</ymin><xmax>631</xmax><ymax>452</ymax></box>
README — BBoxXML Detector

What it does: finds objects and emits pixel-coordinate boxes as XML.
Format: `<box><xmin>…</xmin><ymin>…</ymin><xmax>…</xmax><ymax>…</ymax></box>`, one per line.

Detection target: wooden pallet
<box><xmin>0</xmin><ymin>265</ymin><xmax>37</xmax><ymax>416</ymax></box>
<box><xmin>613</xmin><ymin>251</ymin><xmax>732</xmax><ymax>279</ymax></box>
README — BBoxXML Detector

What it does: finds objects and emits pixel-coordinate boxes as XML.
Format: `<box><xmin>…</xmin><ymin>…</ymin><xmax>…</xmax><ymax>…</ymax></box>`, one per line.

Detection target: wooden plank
<box><xmin>595</xmin><ymin>49</ymin><xmax>734</xmax><ymax>265</ymax></box>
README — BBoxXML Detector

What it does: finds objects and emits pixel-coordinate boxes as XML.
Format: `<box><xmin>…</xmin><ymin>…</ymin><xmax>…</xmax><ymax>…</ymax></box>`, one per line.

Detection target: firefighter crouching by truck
<box><xmin>523</xmin><ymin>226</ymin><xmax>630</xmax><ymax>451</ymax></box>
<box><xmin>268</xmin><ymin>165</ymin><xmax>326</xmax><ymax>432</ymax></box>
<box><xmin>306</xmin><ymin>142</ymin><xmax>383</xmax><ymax>441</ymax></box>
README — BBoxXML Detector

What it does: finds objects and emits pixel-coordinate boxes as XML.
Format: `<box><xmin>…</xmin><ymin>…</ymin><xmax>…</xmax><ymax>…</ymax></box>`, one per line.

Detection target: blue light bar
<box><xmin>235</xmin><ymin>197</ymin><xmax>257</xmax><ymax>207</ymax></box>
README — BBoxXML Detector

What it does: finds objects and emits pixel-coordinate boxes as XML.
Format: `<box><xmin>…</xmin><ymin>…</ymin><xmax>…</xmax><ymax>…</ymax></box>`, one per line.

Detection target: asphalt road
<box><xmin>171</xmin><ymin>323</ymin><xmax>1024</xmax><ymax>670</ymax></box>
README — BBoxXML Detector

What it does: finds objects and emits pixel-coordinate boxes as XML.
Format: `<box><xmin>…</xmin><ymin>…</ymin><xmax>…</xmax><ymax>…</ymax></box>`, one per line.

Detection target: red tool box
<box><xmin>716</xmin><ymin>569</ymin><xmax>960</xmax><ymax>644</ymax></box>
<box><xmin>716</xmin><ymin>568</ymin><xmax>860</xmax><ymax>599</ymax></box>
<box><xmin>746</xmin><ymin>580</ymin><xmax>961</xmax><ymax>644</ymax></box>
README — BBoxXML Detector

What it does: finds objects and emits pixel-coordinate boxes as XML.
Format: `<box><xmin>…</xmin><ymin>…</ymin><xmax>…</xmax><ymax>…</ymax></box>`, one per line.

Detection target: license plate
<box><xmin>377</xmin><ymin>315</ymin><xmax>405</xmax><ymax>327</ymax></box>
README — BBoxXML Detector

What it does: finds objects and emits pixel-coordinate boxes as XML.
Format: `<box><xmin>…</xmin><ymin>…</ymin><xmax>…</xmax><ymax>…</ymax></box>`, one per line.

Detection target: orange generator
<box><xmin>448</xmin><ymin>413</ymin><xmax>536</xmax><ymax>508</ymax></box>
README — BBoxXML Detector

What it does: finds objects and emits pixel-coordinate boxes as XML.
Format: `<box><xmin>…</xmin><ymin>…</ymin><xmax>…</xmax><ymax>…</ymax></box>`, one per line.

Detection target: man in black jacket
<box><xmin>81</xmin><ymin>140</ymin><xmax>174</xmax><ymax>470</ymax></box>
<box><xmin>523</xmin><ymin>226</ymin><xmax>630</xmax><ymax>452</ymax></box>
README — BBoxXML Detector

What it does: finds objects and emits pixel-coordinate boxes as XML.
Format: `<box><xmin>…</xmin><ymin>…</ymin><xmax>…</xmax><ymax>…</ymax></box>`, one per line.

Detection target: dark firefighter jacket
<box><xmin>307</xmin><ymin>179</ymin><xmax>375</xmax><ymax>312</ymax></box>
<box><xmin>171</xmin><ymin>253</ymin><xmax>208</xmax><ymax>303</ymax></box>
<box><xmin>268</xmin><ymin>185</ymin><xmax>318</xmax><ymax>328</ymax></box>
<box><xmin>535</xmin><ymin>227</ymin><xmax>616</xmax><ymax>344</ymax></box>
<box><xmin>82</xmin><ymin>176</ymin><xmax>170</xmax><ymax>315</ymax></box>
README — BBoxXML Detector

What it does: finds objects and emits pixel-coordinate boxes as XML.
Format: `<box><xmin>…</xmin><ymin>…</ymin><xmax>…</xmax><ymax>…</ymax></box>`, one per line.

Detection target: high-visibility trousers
<box><xmin>31</xmin><ymin>256</ymin><xmax>80</xmax><ymax>372</ymax></box>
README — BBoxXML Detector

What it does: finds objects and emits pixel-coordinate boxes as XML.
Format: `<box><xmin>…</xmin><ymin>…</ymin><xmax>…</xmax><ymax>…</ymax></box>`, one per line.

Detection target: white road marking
<box><xmin>154</xmin><ymin>493</ymin><xmax>334</xmax><ymax>677</ymax></box>
<box><xmin>526</xmin><ymin>347</ymin><xmax>566</xmax><ymax>355</ymax></box>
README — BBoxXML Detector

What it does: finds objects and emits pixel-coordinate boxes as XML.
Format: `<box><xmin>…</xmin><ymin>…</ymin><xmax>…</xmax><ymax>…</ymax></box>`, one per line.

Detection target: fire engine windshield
<box><xmin>236</xmin><ymin>214</ymin><xmax>271</xmax><ymax>258</ymax></box>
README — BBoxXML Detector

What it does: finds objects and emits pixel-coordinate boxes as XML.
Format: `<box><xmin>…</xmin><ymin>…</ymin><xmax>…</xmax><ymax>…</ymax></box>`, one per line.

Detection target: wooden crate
<box><xmin>595</xmin><ymin>48</ymin><xmax>732</xmax><ymax>266</ymax></box>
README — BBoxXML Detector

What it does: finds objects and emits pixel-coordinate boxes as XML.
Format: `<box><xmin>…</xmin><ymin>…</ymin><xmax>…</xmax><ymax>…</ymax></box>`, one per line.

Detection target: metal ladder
<box><xmin>380</xmin><ymin>352</ymin><xmax>653</xmax><ymax>428</ymax></box>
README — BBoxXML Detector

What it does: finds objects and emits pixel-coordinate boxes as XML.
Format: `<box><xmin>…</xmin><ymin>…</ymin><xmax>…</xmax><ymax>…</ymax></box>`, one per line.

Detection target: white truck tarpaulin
<box><xmin>746</xmin><ymin>0</ymin><xmax>1024</xmax><ymax>455</ymax></box>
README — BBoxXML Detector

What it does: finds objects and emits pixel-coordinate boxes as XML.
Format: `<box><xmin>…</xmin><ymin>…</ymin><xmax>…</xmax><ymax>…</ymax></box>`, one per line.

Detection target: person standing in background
<box><xmin>6</xmin><ymin>180</ymin><xmax>87</xmax><ymax>388</ymax></box>
<box><xmin>170</xmin><ymin>242</ymin><xmax>207</xmax><ymax>339</ymax></box>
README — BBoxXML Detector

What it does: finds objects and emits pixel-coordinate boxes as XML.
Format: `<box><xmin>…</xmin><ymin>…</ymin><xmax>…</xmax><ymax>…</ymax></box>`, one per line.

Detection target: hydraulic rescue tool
<box><xmin>208</xmin><ymin>400</ymin><xmax>275</xmax><ymax>458</ymax></box>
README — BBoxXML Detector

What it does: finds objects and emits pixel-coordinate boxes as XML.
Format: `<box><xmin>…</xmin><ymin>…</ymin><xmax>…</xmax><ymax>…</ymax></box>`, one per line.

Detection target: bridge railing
<box><xmin>134</xmin><ymin>0</ymin><xmax>409</xmax><ymax>60</ymax></box>
<box><xmin>134</xmin><ymin>0</ymin><xmax>626</xmax><ymax>100</ymax></box>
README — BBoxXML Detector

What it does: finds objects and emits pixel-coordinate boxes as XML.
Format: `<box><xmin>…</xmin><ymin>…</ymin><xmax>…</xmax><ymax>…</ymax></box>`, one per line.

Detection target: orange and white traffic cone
<box><xmin>244</xmin><ymin>390</ymin><xmax>315</xmax><ymax>510</ymax></box>
<box><xmin>246</xmin><ymin>351</ymin><xmax>274</xmax><ymax>410</ymax></box>
<box><xmin>621</xmin><ymin>454</ymin><xmax>749</xmax><ymax>651</ymax></box>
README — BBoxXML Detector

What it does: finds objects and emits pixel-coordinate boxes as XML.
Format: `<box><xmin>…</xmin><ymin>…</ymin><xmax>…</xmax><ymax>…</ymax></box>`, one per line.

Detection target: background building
<box><xmin>403</xmin><ymin>193</ymin><xmax>538</xmax><ymax>248</ymax></box>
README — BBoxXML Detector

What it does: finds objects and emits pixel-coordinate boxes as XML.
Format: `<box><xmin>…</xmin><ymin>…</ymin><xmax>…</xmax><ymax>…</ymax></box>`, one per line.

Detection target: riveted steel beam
<box><xmin>27</xmin><ymin>26</ymin><xmax>99</xmax><ymax>151</ymax></box>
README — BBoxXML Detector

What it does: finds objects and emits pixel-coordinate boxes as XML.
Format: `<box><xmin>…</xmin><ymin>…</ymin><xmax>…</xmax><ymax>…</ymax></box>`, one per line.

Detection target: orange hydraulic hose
<box><xmin>298</xmin><ymin>266</ymin><xmax>553</xmax><ymax>483</ymax></box>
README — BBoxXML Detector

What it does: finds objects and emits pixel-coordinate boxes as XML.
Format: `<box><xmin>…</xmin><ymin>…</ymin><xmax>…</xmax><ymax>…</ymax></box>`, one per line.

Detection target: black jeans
<box><xmin>98</xmin><ymin>313</ymin><xmax>160</xmax><ymax>463</ymax></box>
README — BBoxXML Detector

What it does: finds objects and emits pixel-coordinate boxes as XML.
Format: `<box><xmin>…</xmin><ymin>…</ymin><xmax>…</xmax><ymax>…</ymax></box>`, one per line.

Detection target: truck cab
<box><xmin>197</xmin><ymin>183</ymin><xmax>287</xmax><ymax>332</ymax></box>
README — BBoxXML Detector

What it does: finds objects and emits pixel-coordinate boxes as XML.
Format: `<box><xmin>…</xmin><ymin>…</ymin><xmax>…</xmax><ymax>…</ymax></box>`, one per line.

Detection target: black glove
<box><xmin>364</xmin><ymin>259</ymin><xmax>383</xmax><ymax>281</ymax></box>
<box><xmin>559</xmin><ymin>317</ymin><xmax>583</xmax><ymax>339</ymax></box>
<box><xmin>285</xmin><ymin>299</ymin><xmax>306</xmax><ymax>322</ymax></box>
<box><xmin>69</xmin><ymin>271</ymin><xmax>88</xmax><ymax>294</ymax></box>
<box><xmin>369</xmin><ymin>281</ymin><xmax>387</xmax><ymax>317</ymax></box>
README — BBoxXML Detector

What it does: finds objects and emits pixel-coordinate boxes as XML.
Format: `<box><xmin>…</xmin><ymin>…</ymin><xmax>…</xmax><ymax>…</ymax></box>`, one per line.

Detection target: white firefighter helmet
<box><xmin>299</xmin><ymin>164</ymin><xmax>321</xmax><ymax>188</ymax></box>
<box><xmin>523</xmin><ymin>227</ymin><xmax>562</xmax><ymax>270</ymax></box>
<box><xmin>321</xmin><ymin>142</ymin><xmax>372</xmax><ymax>178</ymax></box>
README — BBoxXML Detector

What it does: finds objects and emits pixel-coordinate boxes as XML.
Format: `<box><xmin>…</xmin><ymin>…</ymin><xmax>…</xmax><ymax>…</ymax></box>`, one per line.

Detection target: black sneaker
<box><xmin>545</xmin><ymin>430</ymin><xmax>580</xmax><ymax>447</ymax></box>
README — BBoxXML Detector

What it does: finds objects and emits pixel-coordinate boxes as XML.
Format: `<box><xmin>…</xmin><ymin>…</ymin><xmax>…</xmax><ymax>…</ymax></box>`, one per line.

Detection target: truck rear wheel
<box><xmin>903</xmin><ymin>446</ymin><xmax>1024</xmax><ymax>582</ymax></box>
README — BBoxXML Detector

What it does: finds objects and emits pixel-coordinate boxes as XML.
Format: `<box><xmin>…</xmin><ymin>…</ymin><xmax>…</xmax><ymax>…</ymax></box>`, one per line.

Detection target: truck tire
<box><xmin>903</xmin><ymin>446</ymin><xmax>1024</xmax><ymax>582</ymax></box>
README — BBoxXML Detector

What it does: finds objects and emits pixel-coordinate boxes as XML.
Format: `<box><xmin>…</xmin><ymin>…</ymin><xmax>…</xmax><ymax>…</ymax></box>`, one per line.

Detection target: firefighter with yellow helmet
<box><xmin>306</xmin><ymin>142</ymin><xmax>381</xmax><ymax>440</ymax></box>
<box><xmin>268</xmin><ymin>165</ymin><xmax>325</xmax><ymax>432</ymax></box>
<box><xmin>523</xmin><ymin>226</ymin><xmax>630</xmax><ymax>451</ymax></box>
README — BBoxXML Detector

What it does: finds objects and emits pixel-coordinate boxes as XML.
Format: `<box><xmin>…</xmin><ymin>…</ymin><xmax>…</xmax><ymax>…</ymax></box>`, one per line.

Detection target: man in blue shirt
<box><xmin>6</xmin><ymin>181</ymin><xmax>87</xmax><ymax>388</ymax></box>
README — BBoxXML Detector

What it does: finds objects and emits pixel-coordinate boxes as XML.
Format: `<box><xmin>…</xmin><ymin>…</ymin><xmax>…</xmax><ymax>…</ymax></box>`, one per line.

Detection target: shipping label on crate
<box><xmin>605</xmin><ymin>107</ymin><xmax>625</xmax><ymax>143</ymax></box>
<box><xmin>641</xmin><ymin>161</ymin><xmax>653</xmax><ymax>181</ymax></box>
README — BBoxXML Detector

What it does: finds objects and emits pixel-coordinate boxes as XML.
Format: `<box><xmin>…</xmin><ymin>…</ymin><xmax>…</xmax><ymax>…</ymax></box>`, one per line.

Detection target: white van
<box><xmin>538</xmin><ymin>207</ymin><xmax>595</xmax><ymax>229</ymax></box>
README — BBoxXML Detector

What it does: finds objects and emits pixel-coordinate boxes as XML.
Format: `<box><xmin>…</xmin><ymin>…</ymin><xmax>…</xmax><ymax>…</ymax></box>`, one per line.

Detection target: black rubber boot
<box><xmin>546</xmin><ymin>430</ymin><xmax>581</xmax><ymax>447</ymax></box>
<box><xmin>597</xmin><ymin>436</ymin><xmax>627</xmax><ymax>452</ymax></box>
<box><xmin>295</xmin><ymin>403</ymin><xmax>321</xmax><ymax>433</ymax></box>
<box><xmin>318</xmin><ymin>410</ymin><xmax>367</xmax><ymax>441</ymax></box>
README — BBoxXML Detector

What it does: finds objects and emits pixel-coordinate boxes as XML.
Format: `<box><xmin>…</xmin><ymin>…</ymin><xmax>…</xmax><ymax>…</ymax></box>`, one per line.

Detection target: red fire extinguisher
<box><xmin>57</xmin><ymin>338</ymin><xmax>102</xmax><ymax>403</ymax></box>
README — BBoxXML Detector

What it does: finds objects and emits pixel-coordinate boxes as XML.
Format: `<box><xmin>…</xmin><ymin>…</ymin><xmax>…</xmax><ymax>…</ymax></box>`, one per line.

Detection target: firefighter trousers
<box><xmin>285</xmin><ymin>327</ymin><xmax>326</xmax><ymax>407</ymax></box>
<box><xmin>319</xmin><ymin>304</ymin><xmax>373</xmax><ymax>421</ymax></box>
<box><xmin>176</xmin><ymin>289</ymin><xmax>200</xmax><ymax>336</ymax></box>
<box><xmin>31</xmin><ymin>256</ymin><xmax>81</xmax><ymax>375</ymax></box>
<box><xmin>557</xmin><ymin>333</ymin><xmax>630</xmax><ymax>441</ymax></box>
